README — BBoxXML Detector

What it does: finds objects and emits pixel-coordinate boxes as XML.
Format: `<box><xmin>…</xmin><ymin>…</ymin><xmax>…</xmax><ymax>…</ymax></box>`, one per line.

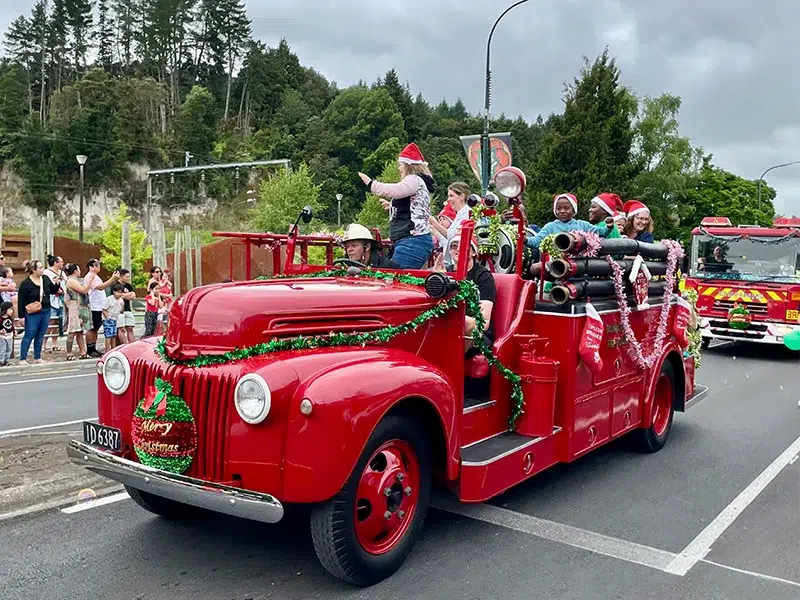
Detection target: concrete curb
<box><xmin>0</xmin><ymin>358</ymin><xmax>100</xmax><ymax>379</ymax></box>
<box><xmin>0</xmin><ymin>484</ymin><xmax>125</xmax><ymax>524</ymax></box>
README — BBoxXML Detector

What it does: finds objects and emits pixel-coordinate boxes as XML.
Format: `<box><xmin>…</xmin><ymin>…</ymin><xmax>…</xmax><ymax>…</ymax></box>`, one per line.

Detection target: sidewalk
<box><xmin>2</xmin><ymin>308</ymin><xmax>147</xmax><ymax>377</ymax></box>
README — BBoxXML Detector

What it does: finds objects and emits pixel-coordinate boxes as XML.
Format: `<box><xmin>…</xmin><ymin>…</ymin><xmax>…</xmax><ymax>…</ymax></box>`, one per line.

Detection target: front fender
<box><xmin>281</xmin><ymin>350</ymin><xmax>458</xmax><ymax>503</ymax></box>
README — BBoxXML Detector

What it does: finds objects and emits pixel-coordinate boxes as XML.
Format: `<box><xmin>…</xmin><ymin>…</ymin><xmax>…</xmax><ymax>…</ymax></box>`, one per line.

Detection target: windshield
<box><xmin>689</xmin><ymin>234</ymin><xmax>800</xmax><ymax>283</ymax></box>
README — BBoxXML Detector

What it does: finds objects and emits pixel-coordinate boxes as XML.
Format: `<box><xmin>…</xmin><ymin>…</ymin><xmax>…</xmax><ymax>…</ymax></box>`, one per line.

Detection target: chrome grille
<box><xmin>131</xmin><ymin>359</ymin><xmax>232</xmax><ymax>482</ymax></box>
<box><xmin>712</xmin><ymin>300</ymin><xmax>768</xmax><ymax>315</ymax></box>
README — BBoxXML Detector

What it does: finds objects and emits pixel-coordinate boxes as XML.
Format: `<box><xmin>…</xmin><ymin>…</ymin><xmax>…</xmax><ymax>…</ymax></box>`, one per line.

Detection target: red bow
<box><xmin>141</xmin><ymin>385</ymin><xmax>167</xmax><ymax>417</ymax></box>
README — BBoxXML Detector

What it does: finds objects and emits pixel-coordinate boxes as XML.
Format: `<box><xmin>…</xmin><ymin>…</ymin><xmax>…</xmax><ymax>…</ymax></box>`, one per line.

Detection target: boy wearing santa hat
<box><xmin>587</xmin><ymin>192</ymin><xmax>624</xmax><ymax>239</ymax></box>
<box><xmin>524</xmin><ymin>193</ymin><xmax>614</xmax><ymax>250</ymax></box>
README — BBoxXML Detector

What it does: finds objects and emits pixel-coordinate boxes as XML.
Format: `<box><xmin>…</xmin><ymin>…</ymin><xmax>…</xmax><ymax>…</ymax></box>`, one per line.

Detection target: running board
<box><xmin>461</xmin><ymin>428</ymin><xmax>561</xmax><ymax>467</ymax></box>
<box><xmin>463</xmin><ymin>396</ymin><xmax>496</xmax><ymax>414</ymax></box>
<box><xmin>683</xmin><ymin>384</ymin><xmax>709</xmax><ymax>411</ymax></box>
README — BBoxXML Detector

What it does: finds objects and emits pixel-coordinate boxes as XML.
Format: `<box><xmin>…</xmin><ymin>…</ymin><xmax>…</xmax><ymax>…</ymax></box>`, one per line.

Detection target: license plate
<box><xmin>786</xmin><ymin>310</ymin><xmax>799</xmax><ymax>322</ymax></box>
<box><xmin>83</xmin><ymin>421</ymin><xmax>122</xmax><ymax>452</ymax></box>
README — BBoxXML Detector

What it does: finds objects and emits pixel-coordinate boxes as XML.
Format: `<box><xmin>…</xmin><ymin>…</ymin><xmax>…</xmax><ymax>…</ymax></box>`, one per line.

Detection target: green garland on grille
<box><xmin>154</xmin><ymin>268</ymin><xmax>525</xmax><ymax>429</ymax></box>
<box><xmin>539</xmin><ymin>234</ymin><xmax>563</xmax><ymax>259</ymax></box>
<box><xmin>682</xmin><ymin>288</ymin><xmax>702</xmax><ymax>369</ymax></box>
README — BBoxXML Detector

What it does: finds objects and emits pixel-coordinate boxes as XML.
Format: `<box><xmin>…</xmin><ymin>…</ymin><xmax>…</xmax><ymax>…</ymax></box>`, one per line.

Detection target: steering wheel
<box><xmin>333</xmin><ymin>258</ymin><xmax>369</xmax><ymax>269</ymax></box>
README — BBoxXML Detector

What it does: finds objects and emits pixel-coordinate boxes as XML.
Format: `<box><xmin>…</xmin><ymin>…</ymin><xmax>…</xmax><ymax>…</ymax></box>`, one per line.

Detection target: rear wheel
<box><xmin>631</xmin><ymin>361</ymin><xmax>675</xmax><ymax>453</ymax></box>
<box><xmin>125</xmin><ymin>485</ymin><xmax>205</xmax><ymax>519</ymax></box>
<box><xmin>310</xmin><ymin>415</ymin><xmax>432</xmax><ymax>586</ymax></box>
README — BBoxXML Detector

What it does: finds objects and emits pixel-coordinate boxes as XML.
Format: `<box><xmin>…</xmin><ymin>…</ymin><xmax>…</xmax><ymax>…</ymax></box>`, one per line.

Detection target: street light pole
<box><xmin>481</xmin><ymin>0</ymin><xmax>531</xmax><ymax>195</ymax></box>
<box><xmin>757</xmin><ymin>160</ymin><xmax>800</xmax><ymax>212</ymax></box>
<box><xmin>336</xmin><ymin>193</ymin><xmax>343</xmax><ymax>228</ymax></box>
<box><xmin>76</xmin><ymin>154</ymin><xmax>88</xmax><ymax>242</ymax></box>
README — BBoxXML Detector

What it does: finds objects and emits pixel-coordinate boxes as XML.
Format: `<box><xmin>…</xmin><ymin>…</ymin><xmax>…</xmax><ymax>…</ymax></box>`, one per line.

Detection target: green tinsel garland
<box><xmin>682</xmin><ymin>288</ymin><xmax>702</xmax><ymax>369</ymax></box>
<box><xmin>135</xmin><ymin>447</ymin><xmax>194</xmax><ymax>474</ymax></box>
<box><xmin>155</xmin><ymin>268</ymin><xmax>525</xmax><ymax>429</ymax></box>
<box><xmin>539</xmin><ymin>234</ymin><xmax>563</xmax><ymax>259</ymax></box>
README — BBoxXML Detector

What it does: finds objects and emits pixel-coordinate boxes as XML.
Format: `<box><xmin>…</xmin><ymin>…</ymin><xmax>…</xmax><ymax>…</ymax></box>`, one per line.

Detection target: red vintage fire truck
<box><xmin>68</xmin><ymin>167</ymin><xmax>706</xmax><ymax>586</ymax></box>
<box><xmin>684</xmin><ymin>216</ymin><xmax>800</xmax><ymax>347</ymax></box>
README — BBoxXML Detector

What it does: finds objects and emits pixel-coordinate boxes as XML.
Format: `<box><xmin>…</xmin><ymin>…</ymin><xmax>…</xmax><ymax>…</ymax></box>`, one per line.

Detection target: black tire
<box><xmin>125</xmin><ymin>485</ymin><xmax>205</xmax><ymax>519</ymax></box>
<box><xmin>631</xmin><ymin>361</ymin><xmax>675</xmax><ymax>453</ymax></box>
<box><xmin>310</xmin><ymin>415</ymin><xmax>432</xmax><ymax>586</ymax></box>
<box><xmin>701</xmin><ymin>337</ymin><xmax>711</xmax><ymax>349</ymax></box>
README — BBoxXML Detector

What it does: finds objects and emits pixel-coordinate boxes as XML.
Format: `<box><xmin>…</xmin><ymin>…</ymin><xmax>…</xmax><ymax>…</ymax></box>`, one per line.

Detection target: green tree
<box><xmin>65</xmin><ymin>0</ymin><xmax>93</xmax><ymax>77</ymax></box>
<box><xmin>252</xmin><ymin>163</ymin><xmax>326</xmax><ymax>234</ymax></box>
<box><xmin>677</xmin><ymin>161</ymin><xmax>776</xmax><ymax>242</ymax></box>
<box><xmin>356</xmin><ymin>160</ymin><xmax>396</xmax><ymax>235</ymax></box>
<box><xmin>628</xmin><ymin>93</ymin><xmax>704</xmax><ymax>239</ymax></box>
<box><xmin>171</xmin><ymin>85</ymin><xmax>217</xmax><ymax>158</ymax></box>
<box><xmin>0</xmin><ymin>66</ymin><xmax>27</xmax><ymax>157</ymax></box>
<box><xmin>96</xmin><ymin>0</ymin><xmax>115</xmax><ymax>71</ymax></box>
<box><xmin>98</xmin><ymin>202</ymin><xmax>153</xmax><ymax>288</ymax></box>
<box><xmin>529</xmin><ymin>50</ymin><xmax>636</xmax><ymax>225</ymax></box>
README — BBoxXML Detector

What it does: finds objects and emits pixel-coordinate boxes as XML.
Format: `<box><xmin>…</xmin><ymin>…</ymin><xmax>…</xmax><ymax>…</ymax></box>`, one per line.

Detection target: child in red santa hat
<box><xmin>622</xmin><ymin>200</ymin><xmax>655</xmax><ymax>243</ymax></box>
<box><xmin>525</xmin><ymin>193</ymin><xmax>614</xmax><ymax>250</ymax></box>
<box><xmin>358</xmin><ymin>143</ymin><xmax>436</xmax><ymax>269</ymax></box>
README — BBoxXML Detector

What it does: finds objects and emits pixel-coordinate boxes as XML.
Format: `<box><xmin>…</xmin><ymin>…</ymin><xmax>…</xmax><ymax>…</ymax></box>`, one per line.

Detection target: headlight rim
<box><xmin>234</xmin><ymin>373</ymin><xmax>271</xmax><ymax>424</ymax></box>
<box><xmin>102</xmin><ymin>351</ymin><xmax>131</xmax><ymax>395</ymax></box>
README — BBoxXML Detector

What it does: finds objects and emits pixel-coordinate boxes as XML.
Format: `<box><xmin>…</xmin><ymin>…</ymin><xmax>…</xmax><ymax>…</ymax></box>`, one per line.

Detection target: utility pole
<box><xmin>185</xmin><ymin>152</ymin><xmax>193</xmax><ymax>167</ymax></box>
<box><xmin>76</xmin><ymin>155</ymin><xmax>88</xmax><ymax>242</ymax></box>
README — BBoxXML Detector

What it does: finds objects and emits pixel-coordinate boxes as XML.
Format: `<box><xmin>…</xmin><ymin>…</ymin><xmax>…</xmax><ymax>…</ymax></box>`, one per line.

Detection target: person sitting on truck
<box><xmin>340</xmin><ymin>224</ymin><xmax>399</xmax><ymax>269</ymax></box>
<box><xmin>622</xmin><ymin>200</ymin><xmax>655</xmax><ymax>243</ymax></box>
<box><xmin>445</xmin><ymin>234</ymin><xmax>496</xmax><ymax>356</ymax></box>
<box><xmin>587</xmin><ymin>193</ymin><xmax>623</xmax><ymax>239</ymax></box>
<box><xmin>526</xmin><ymin>193</ymin><xmax>615</xmax><ymax>277</ymax></box>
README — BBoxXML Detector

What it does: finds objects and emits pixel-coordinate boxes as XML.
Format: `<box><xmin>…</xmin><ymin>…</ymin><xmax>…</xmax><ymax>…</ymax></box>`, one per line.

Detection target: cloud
<box><xmin>2</xmin><ymin>0</ymin><xmax>799</xmax><ymax>212</ymax></box>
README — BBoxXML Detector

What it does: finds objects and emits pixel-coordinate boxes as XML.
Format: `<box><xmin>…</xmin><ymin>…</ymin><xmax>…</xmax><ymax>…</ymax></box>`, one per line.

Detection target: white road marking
<box><xmin>60</xmin><ymin>491</ymin><xmax>130</xmax><ymax>514</ymax></box>
<box><xmin>0</xmin><ymin>417</ymin><xmax>97</xmax><ymax>438</ymax></box>
<box><xmin>0</xmin><ymin>373</ymin><xmax>95</xmax><ymax>386</ymax></box>
<box><xmin>665</xmin><ymin>435</ymin><xmax>800</xmax><ymax>576</ymax></box>
<box><xmin>432</xmin><ymin>495</ymin><xmax>679</xmax><ymax>572</ymax></box>
<box><xmin>701</xmin><ymin>559</ymin><xmax>800</xmax><ymax>589</ymax></box>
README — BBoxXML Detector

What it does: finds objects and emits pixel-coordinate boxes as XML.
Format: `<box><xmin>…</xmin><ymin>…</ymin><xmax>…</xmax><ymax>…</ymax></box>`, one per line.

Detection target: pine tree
<box><xmin>112</xmin><ymin>0</ymin><xmax>138</xmax><ymax>72</ymax></box>
<box><xmin>4</xmin><ymin>16</ymin><xmax>33</xmax><ymax>111</ymax></box>
<box><xmin>29</xmin><ymin>1</ymin><xmax>49</xmax><ymax>121</ymax></box>
<box><xmin>217</xmin><ymin>0</ymin><xmax>251</xmax><ymax>119</ymax></box>
<box><xmin>65</xmin><ymin>0</ymin><xmax>93</xmax><ymax>78</ymax></box>
<box><xmin>97</xmin><ymin>0</ymin><xmax>115</xmax><ymax>71</ymax></box>
<box><xmin>47</xmin><ymin>0</ymin><xmax>69</xmax><ymax>91</ymax></box>
<box><xmin>381</xmin><ymin>68</ymin><xmax>414</xmax><ymax>135</ymax></box>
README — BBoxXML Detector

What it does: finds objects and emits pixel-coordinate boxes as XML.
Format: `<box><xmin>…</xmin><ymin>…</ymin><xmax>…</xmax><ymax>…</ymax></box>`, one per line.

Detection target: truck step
<box><xmin>463</xmin><ymin>396</ymin><xmax>495</xmax><ymax>413</ymax></box>
<box><xmin>461</xmin><ymin>428</ymin><xmax>561</xmax><ymax>465</ymax></box>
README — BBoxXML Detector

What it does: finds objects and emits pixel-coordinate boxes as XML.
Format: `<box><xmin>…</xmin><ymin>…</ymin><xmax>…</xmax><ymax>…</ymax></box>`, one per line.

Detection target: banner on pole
<box><xmin>459</xmin><ymin>132</ymin><xmax>513</xmax><ymax>185</ymax></box>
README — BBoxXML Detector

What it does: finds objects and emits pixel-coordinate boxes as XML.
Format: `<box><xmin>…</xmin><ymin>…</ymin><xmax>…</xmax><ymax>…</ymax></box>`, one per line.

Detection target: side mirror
<box><xmin>300</xmin><ymin>205</ymin><xmax>314</xmax><ymax>224</ymax></box>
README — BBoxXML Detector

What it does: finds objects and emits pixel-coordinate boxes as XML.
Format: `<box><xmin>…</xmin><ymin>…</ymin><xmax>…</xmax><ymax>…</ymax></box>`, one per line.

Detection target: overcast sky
<box><xmin>3</xmin><ymin>0</ymin><xmax>800</xmax><ymax>214</ymax></box>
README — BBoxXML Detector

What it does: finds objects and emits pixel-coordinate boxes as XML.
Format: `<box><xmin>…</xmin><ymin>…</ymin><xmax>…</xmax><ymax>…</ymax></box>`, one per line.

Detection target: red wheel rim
<box><xmin>652</xmin><ymin>373</ymin><xmax>673</xmax><ymax>436</ymax></box>
<box><xmin>354</xmin><ymin>439</ymin><xmax>420</xmax><ymax>555</ymax></box>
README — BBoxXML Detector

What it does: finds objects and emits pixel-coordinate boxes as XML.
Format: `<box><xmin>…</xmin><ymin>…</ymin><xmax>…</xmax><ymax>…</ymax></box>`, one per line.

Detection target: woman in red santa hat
<box><xmin>622</xmin><ymin>200</ymin><xmax>655</xmax><ymax>243</ymax></box>
<box><xmin>358</xmin><ymin>143</ymin><xmax>436</xmax><ymax>269</ymax></box>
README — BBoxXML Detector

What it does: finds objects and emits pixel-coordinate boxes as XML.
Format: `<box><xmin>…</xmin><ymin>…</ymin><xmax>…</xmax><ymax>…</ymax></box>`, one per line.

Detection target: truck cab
<box><xmin>68</xmin><ymin>167</ymin><xmax>705</xmax><ymax>587</ymax></box>
<box><xmin>684</xmin><ymin>216</ymin><xmax>800</xmax><ymax>346</ymax></box>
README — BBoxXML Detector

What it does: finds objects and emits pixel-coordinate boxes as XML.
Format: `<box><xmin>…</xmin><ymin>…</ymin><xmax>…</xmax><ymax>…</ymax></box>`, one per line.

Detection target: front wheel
<box><xmin>310</xmin><ymin>415</ymin><xmax>432</xmax><ymax>586</ymax></box>
<box><xmin>631</xmin><ymin>361</ymin><xmax>675</xmax><ymax>453</ymax></box>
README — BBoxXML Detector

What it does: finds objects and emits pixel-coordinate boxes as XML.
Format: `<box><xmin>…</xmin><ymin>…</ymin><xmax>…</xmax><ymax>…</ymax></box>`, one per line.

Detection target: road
<box><xmin>0</xmin><ymin>343</ymin><xmax>798</xmax><ymax>599</ymax></box>
<box><xmin>0</xmin><ymin>369</ymin><xmax>97</xmax><ymax>433</ymax></box>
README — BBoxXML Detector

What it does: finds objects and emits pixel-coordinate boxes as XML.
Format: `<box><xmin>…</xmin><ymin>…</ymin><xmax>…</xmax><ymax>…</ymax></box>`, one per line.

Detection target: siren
<box><xmin>466</xmin><ymin>193</ymin><xmax>482</xmax><ymax>208</ymax></box>
<box><xmin>700</xmin><ymin>217</ymin><xmax>731</xmax><ymax>227</ymax></box>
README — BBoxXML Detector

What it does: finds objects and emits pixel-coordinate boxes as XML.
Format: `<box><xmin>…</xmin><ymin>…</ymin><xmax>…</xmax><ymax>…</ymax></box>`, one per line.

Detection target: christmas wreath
<box><xmin>155</xmin><ymin>268</ymin><xmax>526</xmax><ymax>429</ymax></box>
<box><xmin>727</xmin><ymin>303</ymin><xmax>751</xmax><ymax>330</ymax></box>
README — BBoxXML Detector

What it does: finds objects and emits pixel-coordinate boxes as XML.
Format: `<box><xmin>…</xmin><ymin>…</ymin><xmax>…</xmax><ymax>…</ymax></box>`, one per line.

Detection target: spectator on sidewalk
<box><xmin>17</xmin><ymin>259</ymin><xmax>62</xmax><ymax>365</ymax></box>
<box><xmin>0</xmin><ymin>301</ymin><xmax>13</xmax><ymax>366</ymax></box>
<box><xmin>102</xmin><ymin>284</ymin><xmax>125</xmax><ymax>352</ymax></box>
<box><xmin>0</xmin><ymin>266</ymin><xmax>17</xmax><ymax>317</ymax></box>
<box><xmin>64</xmin><ymin>263</ymin><xmax>91</xmax><ymax>360</ymax></box>
<box><xmin>43</xmin><ymin>255</ymin><xmax>66</xmax><ymax>354</ymax></box>
<box><xmin>116</xmin><ymin>269</ymin><xmax>136</xmax><ymax>345</ymax></box>
<box><xmin>143</xmin><ymin>281</ymin><xmax>162</xmax><ymax>337</ymax></box>
<box><xmin>83</xmin><ymin>259</ymin><xmax>119</xmax><ymax>358</ymax></box>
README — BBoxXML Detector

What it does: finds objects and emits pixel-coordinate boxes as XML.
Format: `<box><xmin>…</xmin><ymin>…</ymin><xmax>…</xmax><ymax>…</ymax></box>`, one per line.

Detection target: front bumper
<box><xmin>699</xmin><ymin>318</ymin><xmax>799</xmax><ymax>345</ymax></box>
<box><xmin>67</xmin><ymin>440</ymin><xmax>284</xmax><ymax>524</ymax></box>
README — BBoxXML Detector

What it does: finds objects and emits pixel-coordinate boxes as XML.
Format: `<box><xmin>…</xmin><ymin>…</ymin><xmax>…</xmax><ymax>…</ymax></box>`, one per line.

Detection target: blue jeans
<box><xmin>392</xmin><ymin>234</ymin><xmax>433</xmax><ymax>269</ymax></box>
<box><xmin>21</xmin><ymin>310</ymin><xmax>50</xmax><ymax>360</ymax></box>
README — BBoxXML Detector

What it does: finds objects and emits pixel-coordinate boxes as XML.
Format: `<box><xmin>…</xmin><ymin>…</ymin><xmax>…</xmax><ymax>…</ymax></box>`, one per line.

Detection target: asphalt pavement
<box><xmin>0</xmin><ymin>342</ymin><xmax>798</xmax><ymax>600</ymax></box>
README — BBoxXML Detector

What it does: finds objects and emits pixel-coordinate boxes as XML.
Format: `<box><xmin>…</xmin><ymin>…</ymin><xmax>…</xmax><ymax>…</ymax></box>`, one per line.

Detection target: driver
<box><xmin>341</xmin><ymin>224</ymin><xmax>399</xmax><ymax>269</ymax></box>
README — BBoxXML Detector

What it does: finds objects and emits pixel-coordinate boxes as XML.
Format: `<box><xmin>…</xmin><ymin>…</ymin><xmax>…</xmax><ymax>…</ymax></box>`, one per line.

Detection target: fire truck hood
<box><xmin>162</xmin><ymin>276</ymin><xmax>437</xmax><ymax>358</ymax></box>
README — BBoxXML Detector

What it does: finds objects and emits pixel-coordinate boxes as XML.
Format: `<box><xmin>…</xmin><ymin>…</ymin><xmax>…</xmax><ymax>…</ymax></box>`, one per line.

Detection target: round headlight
<box><xmin>102</xmin><ymin>352</ymin><xmax>130</xmax><ymax>395</ymax></box>
<box><xmin>494</xmin><ymin>166</ymin><xmax>526</xmax><ymax>198</ymax></box>
<box><xmin>234</xmin><ymin>374</ymin><xmax>271</xmax><ymax>424</ymax></box>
